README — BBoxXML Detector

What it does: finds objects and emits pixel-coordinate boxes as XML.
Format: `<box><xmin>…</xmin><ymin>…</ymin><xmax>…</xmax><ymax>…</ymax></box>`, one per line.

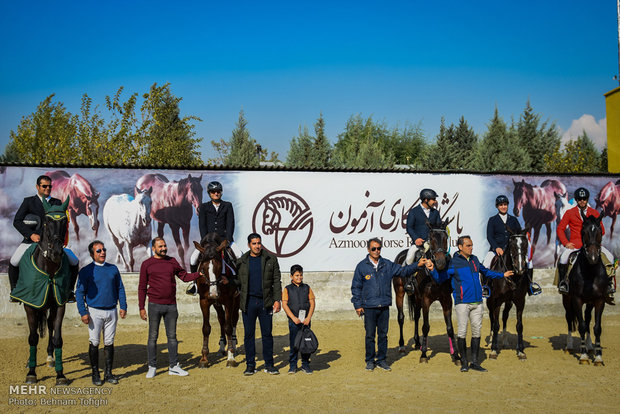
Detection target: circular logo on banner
<box><xmin>252</xmin><ymin>190</ymin><xmax>313</xmax><ymax>258</ymax></box>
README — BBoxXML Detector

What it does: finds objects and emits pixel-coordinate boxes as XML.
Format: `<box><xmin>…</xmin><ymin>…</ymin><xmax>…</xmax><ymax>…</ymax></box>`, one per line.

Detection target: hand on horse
<box><xmin>415</xmin><ymin>238</ymin><xmax>424</xmax><ymax>246</ymax></box>
<box><xmin>81</xmin><ymin>314</ymin><xmax>90</xmax><ymax>325</ymax></box>
<box><xmin>140</xmin><ymin>309</ymin><xmax>147</xmax><ymax>321</ymax></box>
<box><xmin>221</xmin><ymin>276</ymin><xmax>229</xmax><ymax>285</ymax></box>
<box><xmin>119</xmin><ymin>309</ymin><xmax>127</xmax><ymax>319</ymax></box>
<box><xmin>30</xmin><ymin>234</ymin><xmax>41</xmax><ymax>243</ymax></box>
<box><xmin>425</xmin><ymin>260</ymin><xmax>435</xmax><ymax>271</ymax></box>
<box><xmin>273</xmin><ymin>301</ymin><xmax>281</xmax><ymax>313</ymax></box>
<box><xmin>503</xmin><ymin>270</ymin><xmax>515</xmax><ymax>278</ymax></box>
<box><xmin>496</xmin><ymin>248</ymin><xmax>504</xmax><ymax>256</ymax></box>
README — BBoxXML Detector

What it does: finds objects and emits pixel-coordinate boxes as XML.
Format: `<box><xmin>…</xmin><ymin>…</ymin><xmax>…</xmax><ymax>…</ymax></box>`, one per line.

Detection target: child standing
<box><xmin>282</xmin><ymin>264</ymin><xmax>316</xmax><ymax>374</ymax></box>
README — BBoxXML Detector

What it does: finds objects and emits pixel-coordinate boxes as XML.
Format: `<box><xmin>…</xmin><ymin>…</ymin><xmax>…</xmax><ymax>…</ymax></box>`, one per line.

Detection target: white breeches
<box><xmin>559</xmin><ymin>246</ymin><xmax>613</xmax><ymax>265</ymax></box>
<box><xmin>88</xmin><ymin>307</ymin><xmax>119</xmax><ymax>346</ymax></box>
<box><xmin>11</xmin><ymin>243</ymin><xmax>79</xmax><ymax>267</ymax></box>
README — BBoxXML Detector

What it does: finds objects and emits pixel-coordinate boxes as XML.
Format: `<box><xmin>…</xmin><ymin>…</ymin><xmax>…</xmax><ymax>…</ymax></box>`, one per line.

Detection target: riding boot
<box><xmin>67</xmin><ymin>264</ymin><xmax>79</xmax><ymax>303</ymax></box>
<box><xmin>557</xmin><ymin>264</ymin><xmax>569</xmax><ymax>294</ymax></box>
<box><xmin>458</xmin><ymin>338</ymin><xmax>468</xmax><ymax>372</ymax></box>
<box><xmin>8</xmin><ymin>264</ymin><xmax>20</xmax><ymax>302</ymax></box>
<box><xmin>89</xmin><ymin>344</ymin><xmax>103</xmax><ymax>386</ymax></box>
<box><xmin>103</xmin><ymin>345</ymin><xmax>119</xmax><ymax>384</ymax></box>
<box><xmin>469</xmin><ymin>337</ymin><xmax>487</xmax><ymax>372</ymax></box>
<box><xmin>186</xmin><ymin>264</ymin><xmax>198</xmax><ymax>295</ymax></box>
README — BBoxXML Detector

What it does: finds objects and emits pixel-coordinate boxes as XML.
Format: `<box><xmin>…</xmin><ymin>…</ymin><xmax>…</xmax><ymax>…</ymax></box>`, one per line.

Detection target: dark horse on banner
<box><xmin>193</xmin><ymin>233</ymin><xmax>241</xmax><ymax>367</ymax></box>
<box><xmin>486</xmin><ymin>228</ymin><xmax>532</xmax><ymax>360</ymax></box>
<box><xmin>136</xmin><ymin>173</ymin><xmax>203</xmax><ymax>267</ymax></box>
<box><xmin>562</xmin><ymin>214</ymin><xmax>608</xmax><ymax>366</ymax></box>
<box><xmin>10</xmin><ymin>197</ymin><xmax>72</xmax><ymax>385</ymax></box>
<box><xmin>393</xmin><ymin>222</ymin><xmax>460</xmax><ymax>364</ymax></box>
<box><xmin>47</xmin><ymin>170</ymin><xmax>100</xmax><ymax>241</ymax></box>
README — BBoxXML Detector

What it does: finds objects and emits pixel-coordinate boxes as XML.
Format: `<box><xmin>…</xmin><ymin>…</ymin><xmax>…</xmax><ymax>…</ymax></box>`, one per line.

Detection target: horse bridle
<box><xmin>40</xmin><ymin>212</ymin><xmax>67</xmax><ymax>261</ymax></box>
<box><xmin>197</xmin><ymin>252</ymin><xmax>224</xmax><ymax>289</ymax></box>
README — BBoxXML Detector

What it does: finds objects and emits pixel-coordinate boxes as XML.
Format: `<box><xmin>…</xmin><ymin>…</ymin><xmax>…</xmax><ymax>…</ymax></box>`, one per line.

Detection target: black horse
<box><xmin>486</xmin><ymin>229</ymin><xmax>531</xmax><ymax>360</ymax></box>
<box><xmin>393</xmin><ymin>222</ymin><xmax>460</xmax><ymax>364</ymax></box>
<box><xmin>562</xmin><ymin>214</ymin><xmax>608</xmax><ymax>366</ymax></box>
<box><xmin>10</xmin><ymin>197</ymin><xmax>72</xmax><ymax>385</ymax></box>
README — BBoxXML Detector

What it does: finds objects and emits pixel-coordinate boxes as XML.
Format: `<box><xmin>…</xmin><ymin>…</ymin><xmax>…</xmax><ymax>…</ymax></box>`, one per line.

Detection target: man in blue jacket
<box><xmin>431</xmin><ymin>235</ymin><xmax>512</xmax><ymax>372</ymax></box>
<box><xmin>76</xmin><ymin>241</ymin><xmax>127</xmax><ymax>385</ymax></box>
<box><xmin>351</xmin><ymin>238</ymin><xmax>431</xmax><ymax>372</ymax></box>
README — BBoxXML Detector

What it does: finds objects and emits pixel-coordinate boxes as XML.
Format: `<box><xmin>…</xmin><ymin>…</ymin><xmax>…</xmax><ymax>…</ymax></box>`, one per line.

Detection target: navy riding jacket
<box><xmin>486</xmin><ymin>214</ymin><xmax>521</xmax><ymax>251</ymax></box>
<box><xmin>406</xmin><ymin>205</ymin><xmax>441</xmax><ymax>242</ymax></box>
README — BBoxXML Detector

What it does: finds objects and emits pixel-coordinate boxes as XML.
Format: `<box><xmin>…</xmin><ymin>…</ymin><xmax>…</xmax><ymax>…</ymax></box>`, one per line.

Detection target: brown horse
<box><xmin>512</xmin><ymin>178</ymin><xmax>566</xmax><ymax>255</ymax></box>
<box><xmin>136</xmin><ymin>173</ymin><xmax>203</xmax><ymax>267</ymax></box>
<box><xmin>46</xmin><ymin>170</ymin><xmax>100</xmax><ymax>241</ymax></box>
<box><xmin>193</xmin><ymin>233</ymin><xmax>240</xmax><ymax>368</ymax></box>
<box><xmin>595</xmin><ymin>180</ymin><xmax>620</xmax><ymax>238</ymax></box>
<box><xmin>393</xmin><ymin>222</ymin><xmax>460</xmax><ymax>364</ymax></box>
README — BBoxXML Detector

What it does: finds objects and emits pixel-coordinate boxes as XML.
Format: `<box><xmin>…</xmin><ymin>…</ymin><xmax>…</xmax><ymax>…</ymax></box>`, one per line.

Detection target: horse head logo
<box><xmin>253</xmin><ymin>191</ymin><xmax>313</xmax><ymax>257</ymax></box>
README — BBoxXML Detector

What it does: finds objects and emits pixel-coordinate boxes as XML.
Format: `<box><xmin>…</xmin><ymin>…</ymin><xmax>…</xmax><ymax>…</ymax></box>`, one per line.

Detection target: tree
<box><xmin>601</xmin><ymin>147</ymin><xmax>608</xmax><ymax>172</ymax></box>
<box><xmin>476</xmin><ymin>108</ymin><xmax>530</xmax><ymax>172</ymax></box>
<box><xmin>312</xmin><ymin>113</ymin><xmax>332</xmax><ymax>168</ymax></box>
<box><xmin>544</xmin><ymin>131</ymin><xmax>602</xmax><ymax>173</ymax></box>
<box><xmin>332</xmin><ymin>115</ymin><xmax>394</xmax><ymax>168</ymax></box>
<box><xmin>384</xmin><ymin>122</ymin><xmax>426</xmax><ymax>167</ymax></box>
<box><xmin>422</xmin><ymin>118</ymin><xmax>455</xmax><ymax>170</ymax></box>
<box><xmin>286</xmin><ymin>126</ymin><xmax>314</xmax><ymax>167</ymax></box>
<box><xmin>225</xmin><ymin>110</ymin><xmax>260</xmax><ymax>167</ymax></box>
<box><xmin>452</xmin><ymin>116</ymin><xmax>478</xmax><ymax>169</ymax></box>
<box><xmin>517</xmin><ymin>100</ymin><xmax>560</xmax><ymax>171</ymax></box>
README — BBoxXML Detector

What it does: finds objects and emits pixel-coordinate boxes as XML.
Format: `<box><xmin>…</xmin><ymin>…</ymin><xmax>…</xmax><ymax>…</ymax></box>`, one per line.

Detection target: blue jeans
<box><xmin>364</xmin><ymin>307</ymin><xmax>389</xmax><ymax>363</ymax></box>
<box><xmin>288</xmin><ymin>319</ymin><xmax>311</xmax><ymax>368</ymax></box>
<box><xmin>242</xmin><ymin>297</ymin><xmax>274</xmax><ymax>368</ymax></box>
<box><xmin>147</xmin><ymin>303</ymin><xmax>178</xmax><ymax>368</ymax></box>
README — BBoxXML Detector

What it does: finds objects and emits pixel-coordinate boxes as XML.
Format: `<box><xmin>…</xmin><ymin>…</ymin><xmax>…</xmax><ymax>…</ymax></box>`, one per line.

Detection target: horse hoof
<box><xmin>25</xmin><ymin>375</ymin><xmax>37</xmax><ymax>384</ymax></box>
<box><xmin>517</xmin><ymin>353</ymin><xmax>527</xmax><ymax>360</ymax></box>
<box><xmin>47</xmin><ymin>356</ymin><xmax>54</xmax><ymax>368</ymax></box>
<box><xmin>199</xmin><ymin>360</ymin><xmax>210</xmax><ymax>368</ymax></box>
<box><xmin>226</xmin><ymin>360</ymin><xmax>238</xmax><ymax>368</ymax></box>
<box><xmin>419</xmin><ymin>357</ymin><xmax>428</xmax><ymax>363</ymax></box>
<box><xmin>56</xmin><ymin>377</ymin><xmax>69</xmax><ymax>386</ymax></box>
<box><xmin>398</xmin><ymin>346</ymin><xmax>406</xmax><ymax>354</ymax></box>
<box><xmin>489</xmin><ymin>353</ymin><xmax>498</xmax><ymax>360</ymax></box>
<box><xmin>579</xmin><ymin>359</ymin><xmax>590</xmax><ymax>365</ymax></box>
<box><xmin>593</xmin><ymin>360</ymin><xmax>604</xmax><ymax>367</ymax></box>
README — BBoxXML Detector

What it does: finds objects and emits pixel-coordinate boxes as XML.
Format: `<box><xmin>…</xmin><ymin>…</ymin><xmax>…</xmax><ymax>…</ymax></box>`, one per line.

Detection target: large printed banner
<box><xmin>1</xmin><ymin>167</ymin><xmax>619</xmax><ymax>272</ymax></box>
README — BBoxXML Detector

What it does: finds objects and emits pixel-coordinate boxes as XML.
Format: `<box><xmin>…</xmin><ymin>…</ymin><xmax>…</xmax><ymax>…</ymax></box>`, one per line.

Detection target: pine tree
<box><xmin>312</xmin><ymin>113</ymin><xmax>332</xmax><ymax>167</ymax></box>
<box><xmin>286</xmin><ymin>126</ymin><xmax>314</xmax><ymax>167</ymax></box>
<box><xmin>517</xmin><ymin>100</ymin><xmax>560</xmax><ymax>171</ymax></box>
<box><xmin>452</xmin><ymin>116</ymin><xmax>478</xmax><ymax>169</ymax></box>
<box><xmin>477</xmin><ymin>108</ymin><xmax>529</xmax><ymax>171</ymax></box>
<box><xmin>225</xmin><ymin>110</ymin><xmax>259</xmax><ymax>167</ymax></box>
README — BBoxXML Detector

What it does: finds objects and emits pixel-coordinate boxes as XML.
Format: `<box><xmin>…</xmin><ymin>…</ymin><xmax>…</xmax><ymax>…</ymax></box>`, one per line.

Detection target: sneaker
<box><xmin>375</xmin><ymin>361</ymin><xmax>391</xmax><ymax>371</ymax></box>
<box><xmin>186</xmin><ymin>282</ymin><xmax>197</xmax><ymax>296</ymax></box>
<box><xmin>300</xmin><ymin>365</ymin><xmax>313</xmax><ymax>375</ymax></box>
<box><xmin>482</xmin><ymin>286</ymin><xmax>490</xmax><ymax>299</ymax></box>
<box><xmin>288</xmin><ymin>367</ymin><xmax>297</xmax><ymax>375</ymax></box>
<box><xmin>146</xmin><ymin>366</ymin><xmax>157</xmax><ymax>378</ymax></box>
<box><xmin>168</xmin><ymin>363</ymin><xmax>189</xmax><ymax>376</ymax></box>
<box><xmin>469</xmin><ymin>363</ymin><xmax>488</xmax><ymax>372</ymax></box>
<box><xmin>243</xmin><ymin>366</ymin><xmax>257</xmax><ymax>376</ymax></box>
<box><xmin>263</xmin><ymin>366</ymin><xmax>279</xmax><ymax>375</ymax></box>
<box><xmin>365</xmin><ymin>361</ymin><xmax>375</xmax><ymax>371</ymax></box>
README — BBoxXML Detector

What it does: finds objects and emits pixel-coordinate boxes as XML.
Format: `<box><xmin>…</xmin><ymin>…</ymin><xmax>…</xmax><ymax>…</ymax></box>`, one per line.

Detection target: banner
<box><xmin>1</xmin><ymin>167</ymin><xmax>618</xmax><ymax>272</ymax></box>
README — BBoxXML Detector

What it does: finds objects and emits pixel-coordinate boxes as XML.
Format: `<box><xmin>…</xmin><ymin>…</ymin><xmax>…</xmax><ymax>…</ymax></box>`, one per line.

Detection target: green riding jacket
<box><xmin>235</xmin><ymin>250</ymin><xmax>282</xmax><ymax>313</ymax></box>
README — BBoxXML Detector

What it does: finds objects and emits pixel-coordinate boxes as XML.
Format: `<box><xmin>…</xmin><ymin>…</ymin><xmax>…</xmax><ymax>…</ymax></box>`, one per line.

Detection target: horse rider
<box><xmin>403</xmin><ymin>188</ymin><xmax>442</xmax><ymax>293</ymax></box>
<box><xmin>556</xmin><ymin>187</ymin><xmax>616</xmax><ymax>304</ymax></box>
<box><xmin>187</xmin><ymin>181</ymin><xmax>242</xmax><ymax>295</ymax></box>
<box><xmin>9</xmin><ymin>175</ymin><xmax>79</xmax><ymax>303</ymax></box>
<box><xmin>482</xmin><ymin>195</ymin><xmax>542</xmax><ymax>297</ymax></box>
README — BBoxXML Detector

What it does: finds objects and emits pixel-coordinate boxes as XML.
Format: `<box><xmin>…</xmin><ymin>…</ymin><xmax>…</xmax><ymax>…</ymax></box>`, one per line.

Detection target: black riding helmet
<box><xmin>574</xmin><ymin>187</ymin><xmax>589</xmax><ymax>201</ymax></box>
<box><xmin>420</xmin><ymin>188</ymin><xmax>437</xmax><ymax>201</ymax></box>
<box><xmin>207</xmin><ymin>181</ymin><xmax>223</xmax><ymax>193</ymax></box>
<box><xmin>495</xmin><ymin>195</ymin><xmax>509</xmax><ymax>206</ymax></box>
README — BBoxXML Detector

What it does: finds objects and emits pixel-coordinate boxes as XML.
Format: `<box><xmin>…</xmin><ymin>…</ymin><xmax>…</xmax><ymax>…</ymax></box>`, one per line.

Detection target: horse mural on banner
<box><xmin>193</xmin><ymin>233</ymin><xmax>241</xmax><ymax>368</ymax></box>
<box><xmin>486</xmin><ymin>228</ymin><xmax>532</xmax><ymax>360</ymax></box>
<box><xmin>10</xmin><ymin>197</ymin><xmax>72</xmax><ymax>385</ymax></box>
<box><xmin>46</xmin><ymin>170</ymin><xmax>100</xmax><ymax>241</ymax></box>
<box><xmin>136</xmin><ymin>173</ymin><xmax>203</xmax><ymax>267</ymax></box>
<box><xmin>512</xmin><ymin>178</ymin><xmax>566</xmax><ymax>256</ymax></box>
<box><xmin>103</xmin><ymin>187</ymin><xmax>153</xmax><ymax>272</ymax></box>
<box><xmin>393</xmin><ymin>222</ymin><xmax>460</xmax><ymax>364</ymax></box>
<box><xmin>562</xmin><ymin>214</ymin><xmax>608</xmax><ymax>366</ymax></box>
<box><xmin>595</xmin><ymin>180</ymin><xmax>620</xmax><ymax>238</ymax></box>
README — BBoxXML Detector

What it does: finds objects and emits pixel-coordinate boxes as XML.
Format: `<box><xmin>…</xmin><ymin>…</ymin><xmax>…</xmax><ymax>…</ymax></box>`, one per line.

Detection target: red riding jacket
<box><xmin>557</xmin><ymin>206</ymin><xmax>605</xmax><ymax>249</ymax></box>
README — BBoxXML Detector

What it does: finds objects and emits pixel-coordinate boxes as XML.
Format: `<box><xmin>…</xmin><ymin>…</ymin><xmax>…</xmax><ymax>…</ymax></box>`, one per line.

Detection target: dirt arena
<box><xmin>2</xmin><ymin>314</ymin><xmax>620</xmax><ymax>413</ymax></box>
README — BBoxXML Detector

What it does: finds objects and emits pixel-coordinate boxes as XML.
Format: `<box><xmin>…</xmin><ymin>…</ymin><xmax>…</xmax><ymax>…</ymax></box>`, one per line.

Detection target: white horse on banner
<box><xmin>103</xmin><ymin>187</ymin><xmax>153</xmax><ymax>272</ymax></box>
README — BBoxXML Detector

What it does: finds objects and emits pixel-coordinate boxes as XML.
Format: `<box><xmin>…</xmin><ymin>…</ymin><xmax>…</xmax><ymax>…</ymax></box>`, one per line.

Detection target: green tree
<box><xmin>601</xmin><ymin>147</ymin><xmax>608</xmax><ymax>172</ymax></box>
<box><xmin>517</xmin><ymin>100</ymin><xmax>560</xmax><ymax>171</ymax></box>
<box><xmin>332</xmin><ymin>115</ymin><xmax>394</xmax><ymax>168</ymax></box>
<box><xmin>384</xmin><ymin>122</ymin><xmax>426</xmax><ymax>167</ymax></box>
<box><xmin>476</xmin><ymin>108</ymin><xmax>530</xmax><ymax>171</ymax></box>
<box><xmin>312</xmin><ymin>113</ymin><xmax>332</xmax><ymax>167</ymax></box>
<box><xmin>544</xmin><ymin>131</ymin><xmax>601</xmax><ymax>173</ymax></box>
<box><xmin>286</xmin><ymin>126</ymin><xmax>314</xmax><ymax>167</ymax></box>
<box><xmin>225</xmin><ymin>110</ymin><xmax>259</xmax><ymax>167</ymax></box>
<box><xmin>452</xmin><ymin>116</ymin><xmax>478</xmax><ymax>169</ymax></box>
<box><xmin>422</xmin><ymin>118</ymin><xmax>455</xmax><ymax>170</ymax></box>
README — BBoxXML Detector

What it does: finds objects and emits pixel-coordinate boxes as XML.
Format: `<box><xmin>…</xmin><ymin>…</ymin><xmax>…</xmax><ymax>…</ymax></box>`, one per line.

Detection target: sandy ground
<box><xmin>1</xmin><ymin>314</ymin><xmax>620</xmax><ymax>414</ymax></box>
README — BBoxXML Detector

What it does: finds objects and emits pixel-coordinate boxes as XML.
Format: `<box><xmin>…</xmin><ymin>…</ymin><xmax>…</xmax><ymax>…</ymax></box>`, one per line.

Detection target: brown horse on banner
<box><xmin>136</xmin><ymin>173</ymin><xmax>202</xmax><ymax>267</ymax></box>
<box><xmin>595</xmin><ymin>180</ymin><xmax>620</xmax><ymax>238</ymax></box>
<box><xmin>46</xmin><ymin>170</ymin><xmax>100</xmax><ymax>241</ymax></box>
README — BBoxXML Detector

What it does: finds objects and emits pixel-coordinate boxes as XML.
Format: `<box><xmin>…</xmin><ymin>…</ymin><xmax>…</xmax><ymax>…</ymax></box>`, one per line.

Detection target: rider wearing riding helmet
<box><xmin>556</xmin><ymin>187</ymin><xmax>616</xmax><ymax>304</ymax></box>
<box><xmin>403</xmin><ymin>188</ymin><xmax>442</xmax><ymax>293</ymax></box>
<box><xmin>187</xmin><ymin>180</ymin><xmax>242</xmax><ymax>295</ymax></box>
<box><xmin>482</xmin><ymin>195</ymin><xmax>541</xmax><ymax>297</ymax></box>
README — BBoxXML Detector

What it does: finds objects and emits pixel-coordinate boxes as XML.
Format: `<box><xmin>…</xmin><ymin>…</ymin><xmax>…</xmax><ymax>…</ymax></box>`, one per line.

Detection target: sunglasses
<box><xmin>370</xmin><ymin>246</ymin><xmax>382</xmax><ymax>252</ymax></box>
<box><xmin>576</xmin><ymin>197</ymin><xmax>588</xmax><ymax>201</ymax></box>
<box><xmin>209</xmin><ymin>190</ymin><xmax>221</xmax><ymax>194</ymax></box>
<box><xmin>96</xmin><ymin>248</ymin><xmax>107</xmax><ymax>253</ymax></box>
<box><xmin>39</xmin><ymin>184</ymin><xmax>52</xmax><ymax>189</ymax></box>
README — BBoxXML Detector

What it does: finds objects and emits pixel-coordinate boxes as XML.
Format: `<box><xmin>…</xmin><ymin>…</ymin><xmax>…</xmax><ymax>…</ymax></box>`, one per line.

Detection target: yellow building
<box><xmin>605</xmin><ymin>86</ymin><xmax>620</xmax><ymax>172</ymax></box>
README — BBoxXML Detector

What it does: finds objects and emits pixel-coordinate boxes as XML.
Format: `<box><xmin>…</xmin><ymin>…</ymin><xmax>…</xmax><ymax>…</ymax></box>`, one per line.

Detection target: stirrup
<box><xmin>529</xmin><ymin>282</ymin><xmax>542</xmax><ymax>296</ymax></box>
<box><xmin>558</xmin><ymin>281</ymin><xmax>569</xmax><ymax>295</ymax></box>
<box><xmin>186</xmin><ymin>282</ymin><xmax>197</xmax><ymax>296</ymax></box>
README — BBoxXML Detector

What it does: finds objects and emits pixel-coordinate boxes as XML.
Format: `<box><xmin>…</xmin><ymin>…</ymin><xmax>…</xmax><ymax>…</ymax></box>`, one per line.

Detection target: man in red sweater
<box><xmin>556</xmin><ymin>187</ymin><xmax>615</xmax><ymax>303</ymax></box>
<box><xmin>139</xmin><ymin>237</ymin><xmax>202</xmax><ymax>378</ymax></box>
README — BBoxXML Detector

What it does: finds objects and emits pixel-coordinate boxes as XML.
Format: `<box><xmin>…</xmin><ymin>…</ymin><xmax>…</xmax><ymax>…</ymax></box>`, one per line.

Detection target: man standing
<box><xmin>139</xmin><ymin>237</ymin><xmax>202</xmax><ymax>378</ymax></box>
<box><xmin>236</xmin><ymin>233</ymin><xmax>282</xmax><ymax>376</ymax></box>
<box><xmin>187</xmin><ymin>180</ymin><xmax>241</xmax><ymax>295</ymax></box>
<box><xmin>10</xmin><ymin>175</ymin><xmax>79</xmax><ymax>302</ymax></box>
<box><xmin>351</xmin><ymin>238</ymin><xmax>429</xmax><ymax>372</ymax></box>
<box><xmin>76</xmin><ymin>241</ymin><xmax>127</xmax><ymax>386</ymax></box>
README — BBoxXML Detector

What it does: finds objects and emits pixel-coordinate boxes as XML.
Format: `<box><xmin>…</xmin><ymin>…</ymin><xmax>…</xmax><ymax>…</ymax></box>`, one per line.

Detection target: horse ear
<box><xmin>146</xmin><ymin>186</ymin><xmax>153</xmax><ymax>196</ymax></box>
<box><xmin>42</xmin><ymin>197</ymin><xmax>51</xmax><ymax>213</ymax></box>
<box><xmin>94</xmin><ymin>191</ymin><xmax>100</xmax><ymax>198</ymax></box>
<box><xmin>506</xmin><ymin>226</ymin><xmax>515</xmax><ymax>235</ymax></box>
<box><xmin>188</xmin><ymin>173</ymin><xmax>192</xmax><ymax>179</ymax></box>
<box><xmin>61</xmin><ymin>196</ymin><xmax>70</xmax><ymax>211</ymax></box>
<box><xmin>512</xmin><ymin>178</ymin><xmax>517</xmax><ymax>185</ymax></box>
<box><xmin>217</xmin><ymin>239</ymin><xmax>228</xmax><ymax>252</ymax></box>
<box><xmin>193</xmin><ymin>241</ymin><xmax>205</xmax><ymax>252</ymax></box>
<box><xmin>426</xmin><ymin>221</ymin><xmax>433</xmax><ymax>229</ymax></box>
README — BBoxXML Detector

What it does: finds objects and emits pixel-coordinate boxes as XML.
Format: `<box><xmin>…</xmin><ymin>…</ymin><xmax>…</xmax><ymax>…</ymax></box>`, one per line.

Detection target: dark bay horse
<box><xmin>393</xmin><ymin>222</ymin><xmax>460</xmax><ymax>364</ymax></box>
<box><xmin>193</xmin><ymin>233</ymin><xmax>240</xmax><ymax>368</ymax></box>
<box><xmin>486</xmin><ymin>229</ymin><xmax>531</xmax><ymax>360</ymax></box>
<box><xmin>47</xmin><ymin>170</ymin><xmax>100</xmax><ymax>241</ymax></box>
<box><xmin>10</xmin><ymin>197</ymin><xmax>72</xmax><ymax>385</ymax></box>
<box><xmin>595</xmin><ymin>180</ymin><xmax>620</xmax><ymax>238</ymax></box>
<box><xmin>136</xmin><ymin>173</ymin><xmax>203</xmax><ymax>267</ymax></box>
<box><xmin>513</xmin><ymin>179</ymin><xmax>566</xmax><ymax>256</ymax></box>
<box><xmin>562</xmin><ymin>214</ymin><xmax>608</xmax><ymax>366</ymax></box>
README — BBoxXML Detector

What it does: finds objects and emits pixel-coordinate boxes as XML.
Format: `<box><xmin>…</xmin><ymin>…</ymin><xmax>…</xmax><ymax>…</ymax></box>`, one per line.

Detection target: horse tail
<box><xmin>38</xmin><ymin>309</ymin><xmax>48</xmax><ymax>338</ymax></box>
<box><xmin>406</xmin><ymin>292</ymin><xmax>415</xmax><ymax>321</ymax></box>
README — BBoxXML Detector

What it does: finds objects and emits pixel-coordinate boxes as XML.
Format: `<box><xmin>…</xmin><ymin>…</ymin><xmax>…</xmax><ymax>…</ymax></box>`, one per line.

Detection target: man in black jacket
<box><xmin>9</xmin><ymin>175</ymin><xmax>79</xmax><ymax>302</ymax></box>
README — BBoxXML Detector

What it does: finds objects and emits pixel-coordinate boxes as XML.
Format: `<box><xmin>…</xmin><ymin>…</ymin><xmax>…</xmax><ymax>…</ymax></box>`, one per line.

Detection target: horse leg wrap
<box><xmin>54</xmin><ymin>348</ymin><xmax>63</xmax><ymax>372</ymax></box>
<box><xmin>29</xmin><ymin>346</ymin><xmax>37</xmax><ymax>368</ymax></box>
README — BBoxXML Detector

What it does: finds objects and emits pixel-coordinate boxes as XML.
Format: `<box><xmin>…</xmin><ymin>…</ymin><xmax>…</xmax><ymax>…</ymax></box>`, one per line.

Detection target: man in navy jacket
<box><xmin>351</xmin><ymin>237</ymin><xmax>431</xmax><ymax>371</ymax></box>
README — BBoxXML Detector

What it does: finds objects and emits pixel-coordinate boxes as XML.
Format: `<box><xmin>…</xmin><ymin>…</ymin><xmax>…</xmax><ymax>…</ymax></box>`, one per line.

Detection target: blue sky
<box><xmin>0</xmin><ymin>0</ymin><xmax>617</xmax><ymax>161</ymax></box>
